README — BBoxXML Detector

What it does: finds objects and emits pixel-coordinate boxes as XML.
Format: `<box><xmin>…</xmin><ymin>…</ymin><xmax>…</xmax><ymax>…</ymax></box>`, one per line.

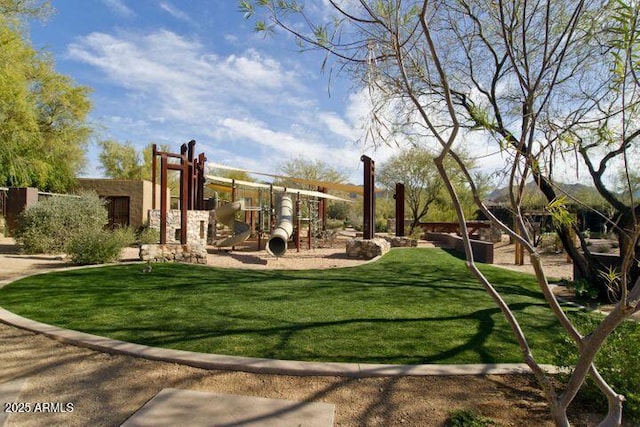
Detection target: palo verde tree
<box><xmin>378</xmin><ymin>146</ymin><xmax>484</xmax><ymax>231</ymax></box>
<box><xmin>0</xmin><ymin>0</ymin><xmax>92</xmax><ymax>192</ymax></box>
<box><xmin>242</xmin><ymin>1</ymin><xmax>640</xmax><ymax>425</ymax></box>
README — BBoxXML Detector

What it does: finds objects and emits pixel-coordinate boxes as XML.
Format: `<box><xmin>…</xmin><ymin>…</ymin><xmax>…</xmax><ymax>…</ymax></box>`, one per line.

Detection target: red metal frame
<box><xmin>361</xmin><ymin>155</ymin><xmax>375</xmax><ymax>240</ymax></box>
<box><xmin>152</xmin><ymin>141</ymin><xmax>207</xmax><ymax>245</ymax></box>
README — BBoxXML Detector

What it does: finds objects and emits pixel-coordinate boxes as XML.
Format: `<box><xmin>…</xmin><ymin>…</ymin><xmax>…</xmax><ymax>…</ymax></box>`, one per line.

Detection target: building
<box><xmin>77</xmin><ymin>179</ymin><xmax>163</xmax><ymax>229</ymax></box>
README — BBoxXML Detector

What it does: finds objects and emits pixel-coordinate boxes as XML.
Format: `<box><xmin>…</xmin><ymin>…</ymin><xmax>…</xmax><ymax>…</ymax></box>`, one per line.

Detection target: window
<box><xmin>105</xmin><ymin>196</ymin><xmax>130</xmax><ymax>228</ymax></box>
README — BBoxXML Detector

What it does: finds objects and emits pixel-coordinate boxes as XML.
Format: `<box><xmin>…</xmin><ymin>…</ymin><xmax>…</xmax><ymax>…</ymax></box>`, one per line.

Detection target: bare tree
<box><xmin>242</xmin><ymin>1</ymin><xmax>640</xmax><ymax>425</ymax></box>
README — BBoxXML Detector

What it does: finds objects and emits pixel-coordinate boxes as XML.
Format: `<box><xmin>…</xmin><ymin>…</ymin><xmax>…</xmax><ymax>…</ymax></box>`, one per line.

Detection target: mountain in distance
<box><xmin>486</xmin><ymin>181</ymin><xmax>608</xmax><ymax>206</ymax></box>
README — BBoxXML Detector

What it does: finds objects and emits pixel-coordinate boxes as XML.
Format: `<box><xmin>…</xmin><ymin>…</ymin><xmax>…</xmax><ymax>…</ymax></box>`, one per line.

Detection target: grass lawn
<box><xmin>0</xmin><ymin>248</ymin><xmax>579</xmax><ymax>364</ymax></box>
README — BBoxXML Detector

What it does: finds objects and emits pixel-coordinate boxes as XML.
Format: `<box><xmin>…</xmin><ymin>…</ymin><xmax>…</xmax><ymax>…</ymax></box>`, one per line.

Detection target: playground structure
<box><xmin>267</xmin><ymin>195</ymin><xmax>293</xmax><ymax>257</ymax></box>
<box><xmin>205</xmin><ymin>174</ymin><xmax>352</xmax><ymax>256</ymax></box>
<box><xmin>146</xmin><ymin>141</ymin><xmax>492</xmax><ymax>262</ymax></box>
<box><xmin>212</xmin><ymin>200</ymin><xmax>251</xmax><ymax>248</ymax></box>
<box><xmin>146</xmin><ymin>140</ymin><xmax>358</xmax><ymax>258</ymax></box>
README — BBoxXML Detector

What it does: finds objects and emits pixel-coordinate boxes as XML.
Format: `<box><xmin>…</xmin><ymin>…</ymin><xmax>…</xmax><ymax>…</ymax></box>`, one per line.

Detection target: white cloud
<box><xmin>159</xmin><ymin>2</ymin><xmax>194</xmax><ymax>23</ymax></box>
<box><xmin>317</xmin><ymin>112</ymin><xmax>359</xmax><ymax>140</ymax></box>
<box><xmin>67</xmin><ymin>28</ymin><xmax>378</xmax><ymax>182</ymax></box>
<box><xmin>101</xmin><ymin>0</ymin><xmax>134</xmax><ymax>18</ymax></box>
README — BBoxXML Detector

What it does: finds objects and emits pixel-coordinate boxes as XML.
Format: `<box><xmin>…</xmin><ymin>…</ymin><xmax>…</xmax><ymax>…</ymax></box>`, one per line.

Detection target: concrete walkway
<box><xmin>120</xmin><ymin>389</ymin><xmax>335</xmax><ymax>427</ymax></box>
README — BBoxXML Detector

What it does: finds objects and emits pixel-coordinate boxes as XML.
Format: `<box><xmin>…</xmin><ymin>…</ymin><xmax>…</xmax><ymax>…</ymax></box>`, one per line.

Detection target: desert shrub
<box><xmin>325</xmin><ymin>219</ymin><xmax>345</xmax><ymax>230</ymax></box>
<box><xmin>113</xmin><ymin>226</ymin><xmax>136</xmax><ymax>247</ymax></box>
<box><xmin>375</xmin><ymin>218</ymin><xmax>388</xmax><ymax>232</ymax></box>
<box><xmin>447</xmin><ymin>409</ymin><xmax>499</xmax><ymax>427</ymax></box>
<box><xmin>136</xmin><ymin>225</ymin><xmax>159</xmax><ymax>244</ymax></box>
<box><xmin>408</xmin><ymin>226</ymin><xmax>424</xmax><ymax>240</ymax></box>
<box><xmin>555</xmin><ymin>313</ymin><xmax>640</xmax><ymax>423</ymax></box>
<box><xmin>66</xmin><ymin>228</ymin><xmax>129</xmax><ymax>265</ymax></box>
<box><xmin>14</xmin><ymin>192</ymin><xmax>107</xmax><ymax>254</ymax></box>
<box><xmin>538</xmin><ymin>232</ymin><xmax>562</xmax><ymax>254</ymax></box>
<box><xmin>572</xmin><ymin>279</ymin><xmax>599</xmax><ymax>300</ymax></box>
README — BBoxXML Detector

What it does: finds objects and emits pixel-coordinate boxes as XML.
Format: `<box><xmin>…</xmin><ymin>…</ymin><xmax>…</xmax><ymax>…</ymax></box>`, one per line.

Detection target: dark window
<box><xmin>105</xmin><ymin>196</ymin><xmax>130</xmax><ymax>228</ymax></box>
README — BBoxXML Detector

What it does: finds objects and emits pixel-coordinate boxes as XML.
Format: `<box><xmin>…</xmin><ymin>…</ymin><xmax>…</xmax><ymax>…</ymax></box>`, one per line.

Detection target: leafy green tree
<box><xmin>378</xmin><ymin>147</ymin><xmax>482</xmax><ymax>231</ymax></box>
<box><xmin>0</xmin><ymin>1</ymin><xmax>91</xmax><ymax>192</ymax></box>
<box><xmin>98</xmin><ymin>140</ymin><xmax>147</xmax><ymax>180</ymax></box>
<box><xmin>276</xmin><ymin>158</ymin><xmax>348</xmax><ymax>190</ymax></box>
<box><xmin>276</xmin><ymin>158</ymin><xmax>350</xmax><ymax>221</ymax></box>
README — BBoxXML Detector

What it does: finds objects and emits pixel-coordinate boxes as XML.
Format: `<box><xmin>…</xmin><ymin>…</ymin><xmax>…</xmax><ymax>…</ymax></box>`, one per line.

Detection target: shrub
<box><xmin>136</xmin><ymin>225</ymin><xmax>159</xmax><ymax>244</ymax></box>
<box><xmin>14</xmin><ymin>192</ymin><xmax>108</xmax><ymax>254</ymax></box>
<box><xmin>555</xmin><ymin>313</ymin><xmax>640</xmax><ymax>423</ymax></box>
<box><xmin>375</xmin><ymin>218</ymin><xmax>388</xmax><ymax>233</ymax></box>
<box><xmin>113</xmin><ymin>226</ymin><xmax>137</xmax><ymax>247</ymax></box>
<box><xmin>572</xmin><ymin>279</ymin><xmax>599</xmax><ymax>300</ymax></box>
<box><xmin>66</xmin><ymin>228</ymin><xmax>129</xmax><ymax>265</ymax></box>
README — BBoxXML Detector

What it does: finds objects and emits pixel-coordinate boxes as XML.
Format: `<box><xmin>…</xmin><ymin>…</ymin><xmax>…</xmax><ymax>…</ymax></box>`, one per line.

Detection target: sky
<box><xmin>27</xmin><ymin>0</ymin><xmax>409</xmax><ymax>184</ymax></box>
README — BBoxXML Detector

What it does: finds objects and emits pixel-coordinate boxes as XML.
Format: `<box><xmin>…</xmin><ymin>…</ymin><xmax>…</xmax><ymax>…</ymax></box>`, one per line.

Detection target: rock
<box><xmin>138</xmin><ymin>243</ymin><xmax>208</xmax><ymax>265</ymax></box>
<box><xmin>382</xmin><ymin>236</ymin><xmax>418</xmax><ymax>248</ymax></box>
<box><xmin>346</xmin><ymin>238</ymin><xmax>390</xmax><ymax>260</ymax></box>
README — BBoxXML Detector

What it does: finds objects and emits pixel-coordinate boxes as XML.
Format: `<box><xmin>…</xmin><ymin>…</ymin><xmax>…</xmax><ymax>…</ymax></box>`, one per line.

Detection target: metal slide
<box><xmin>213</xmin><ymin>201</ymin><xmax>251</xmax><ymax>248</ymax></box>
<box><xmin>266</xmin><ymin>195</ymin><xmax>293</xmax><ymax>257</ymax></box>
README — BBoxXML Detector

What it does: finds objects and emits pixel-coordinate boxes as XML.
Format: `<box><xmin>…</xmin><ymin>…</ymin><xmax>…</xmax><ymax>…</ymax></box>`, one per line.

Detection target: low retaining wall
<box><xmin>382</xmin><ymin>235</ymin><xmax>418</xmax><ymax>248</ymax></box>
<box><xmin>573</xmin><ymin>252</ymin><xmax>620</xmax><ymax>283</ymax></box>
<box><xmin>425</xmin><ymin>232</ymin><xmax>494</xmax><ymax>264</ymax></box>
<box><xmin>140</xmin><ymin>243</ymin><xmax>208</xmax><ymax>264</ymax></box>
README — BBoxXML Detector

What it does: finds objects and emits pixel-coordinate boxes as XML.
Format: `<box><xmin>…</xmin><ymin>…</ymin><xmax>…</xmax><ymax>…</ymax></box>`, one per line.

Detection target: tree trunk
<box><xmin>533</xmin><ymin>173</ymin><xmax>618</xmax><ymax>299</ymax></box>
<box><xmin>616</xmin><ymin>208</ymin><xmax>640</xmax><ymax>290</ymax></box>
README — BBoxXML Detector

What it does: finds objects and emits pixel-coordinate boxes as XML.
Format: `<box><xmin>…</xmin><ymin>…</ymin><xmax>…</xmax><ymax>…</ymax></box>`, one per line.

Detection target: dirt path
<box><xmin>0</xmin><ymin>237</ymin><xmax>597</xmax><ymax>426</ymax></box>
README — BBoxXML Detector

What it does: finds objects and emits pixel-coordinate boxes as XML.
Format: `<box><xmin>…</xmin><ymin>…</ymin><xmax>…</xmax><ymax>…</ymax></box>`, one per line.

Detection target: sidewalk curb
<box><xmin>0</xmin><ymin>307</ymin><xmax>564</xmax><ymax>378</ymax></box>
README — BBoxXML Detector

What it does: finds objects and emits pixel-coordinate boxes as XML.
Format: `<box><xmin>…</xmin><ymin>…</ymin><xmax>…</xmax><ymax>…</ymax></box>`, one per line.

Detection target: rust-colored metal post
<box><xmin>394</xmin><ymin>183</ymin><xmax>405</xmax><ymax>237</ymax></box>
<box><xmin>269</xmin><ymin>185</ymin><xmax>275</xmax><ymax>233</ymax></box>
<box><xmin>296</xmin><ymin>193</ymin><xmax>301</xmax><ymax>252</ymax></box>
<box><xmin>308</xmin><ymin>199</ymin><xmax>312</xmax><ymax>250</ymax></box>
<box><xmin>160</xmin><ymin>154</ymin><xmax>168</xmax><ymax>244</ymax></box>
<box><xmin>187</xmin><ymin>140</ymin><xmax>196</xmax><ymax>210</ymax></box>
<box><xmin>515</xmin><ymin>223</ymin><xmax>524</xmax><ymax>265</ymax></box>
<box><xmin>180</xmin><ymin>144</ymin><xmax>188</xmax><ymax>244</ymax></box>
<box><xmin>318</xmin><ymin>186</ymin><xmax>327</xmax><ymax>232</ymax></box>
<box><xmin>196</xmin><ymin>152</ymin><xmax>207</xmax><ymax>209</ymax></box>
<box><xmin>361</xmin><ymin>155</ymin><xmax>375</xmax><ymax>239</ymax></box>
<box><xmin>231</xmin><ymin>179</ymin><xmax>236</xmax><ymax>202</ymax></box>
<box><xmin>257</xmin><ymin>189</ymin><xmax>264</xmax><ymax>250</ymax></box>
<box><xmin>152</xmin><ymin>144</ymin><xmax>157</xmax><ymax>210</ymax></box>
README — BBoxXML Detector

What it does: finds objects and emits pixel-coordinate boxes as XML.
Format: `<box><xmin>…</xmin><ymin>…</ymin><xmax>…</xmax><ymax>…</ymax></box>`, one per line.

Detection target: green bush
<box><xmin>325</xmin><ymin>219</ymin><xmax>345</xmax><ymax>231</ymax></box>
<box><xmin>136</xmin><ymin>226</ymin><xmax>159</xmax><ymax>244</ymax></box>
<box><xmin>572</xmin><ymin>279</ymin><xmax>600</xmax><ymax>300</ymax></box>
<box><xmin>15</xmin><ymin>192</ymin><xmax>108</xmax><ymax>254</ymax></box>
<box><xmin>375</xmin><ymin>218</ymin><xmax>388</xmax><ymax>232</ymax></box>
<box><xmin>112</xmin><ymin>226</ymin><xmax>136</xmax><ymax>247</ymax></box>
<box><xmin>66</xmin><ymin>228</ymin><xmax>129</xmax><ymax>265</ymax></box>
<box><xmin>555</xmin><ymin>313</ymin><xmax>640</xmax><ymax>423</ymax></box>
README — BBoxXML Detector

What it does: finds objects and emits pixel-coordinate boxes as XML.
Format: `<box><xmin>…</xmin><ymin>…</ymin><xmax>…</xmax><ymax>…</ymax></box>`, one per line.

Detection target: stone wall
<box><xmin>148</xmin><ymin>209</ymin><xmax>210</xmax><ymax>246</ymax></box>
<box><xmin>346</xmin><ymin>238</ymin><xmax>391</xmax><ymax>259</ymax></box>
<box><xmin>477</xmin><ymin>221</ymin><xmax>503</xmax><ymax>243</ymax></box>
<box><xmin>382</xmin><ymin>235</ymin><xmax>418</xmax><ymax>248</ymax></box>
<box><xmin>139</xmin><ymin>243</ymin><xmax>207</xmax><ymax>264</ymax></box>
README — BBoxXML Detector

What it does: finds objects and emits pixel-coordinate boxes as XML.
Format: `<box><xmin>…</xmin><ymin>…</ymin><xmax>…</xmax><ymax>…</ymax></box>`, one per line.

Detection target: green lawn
<box><xmin>0</xmin><ymin>248</ymin><xmax>578</xmax><ymax>364</ymax></box>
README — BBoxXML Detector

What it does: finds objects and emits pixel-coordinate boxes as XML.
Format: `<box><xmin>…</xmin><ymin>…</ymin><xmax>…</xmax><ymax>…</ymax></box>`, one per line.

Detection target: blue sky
<box><xmin>27</xmin><ymin>0</ymin><xmax>397</xmax><ymax>183</ymax></box>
